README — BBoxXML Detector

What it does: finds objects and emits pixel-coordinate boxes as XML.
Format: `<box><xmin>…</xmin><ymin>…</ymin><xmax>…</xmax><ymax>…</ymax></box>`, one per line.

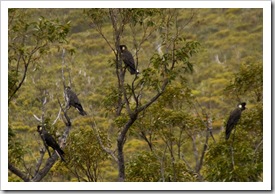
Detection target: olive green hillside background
<box><xmin>8</xmin><ymin>8</ymin><xmax>263</xmax><ymax>182</ymax></box>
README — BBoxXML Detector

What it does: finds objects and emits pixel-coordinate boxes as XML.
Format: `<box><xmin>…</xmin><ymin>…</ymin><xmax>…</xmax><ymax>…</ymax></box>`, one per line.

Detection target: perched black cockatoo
<box><xmin>225</xmin><ymin>102</ymin><xmax>246</xmax><ymax>140</ymax></box>
<box><xmin>37</xmin><ymin>125</ymin><xmax>66</xmax><ymax>162</ymax></box>
<box><xmin>64</xmin><ymin>86</ymin><xmax>87</xmax><ymax>116</ymax></box>
<box><xmin>120</xmin><ymin>45</ymin><xmax>139</xmax><ymax>75</ymax></box>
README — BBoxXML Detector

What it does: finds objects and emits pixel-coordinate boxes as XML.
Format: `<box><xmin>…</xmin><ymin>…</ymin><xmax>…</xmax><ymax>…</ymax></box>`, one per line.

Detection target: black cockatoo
<box><xmin>225</xmin><ymin>102</ymin><xmax>246</xmax><ymax>140</ymax></box>
<box><xmin>37</xmin><ymin>125</ymin><xmax>66</xmax><ymax>162</ymax></box>
<box><xmin>64</xmin><ymin>86</ymin><xmax>87</xmax><ymax>116</ymax></box>
<box><xmin>120</xmin><ymin>45</ymin><xmax>139</xmax><ymax>75</ymax></box>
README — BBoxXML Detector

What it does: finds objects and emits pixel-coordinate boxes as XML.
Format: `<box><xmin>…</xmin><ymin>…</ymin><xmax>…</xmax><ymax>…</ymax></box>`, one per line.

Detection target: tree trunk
<box><xmin>117</xmin><ymin>115</ymin><xmax>137</xmax><ymax>181</ymax></box>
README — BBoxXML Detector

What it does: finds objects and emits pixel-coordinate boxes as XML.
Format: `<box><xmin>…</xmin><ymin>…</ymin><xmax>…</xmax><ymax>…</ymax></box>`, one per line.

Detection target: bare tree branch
<box><xmin>137</xmin><ymin>79</ymin><xmax>169</xmax><ymax>113</ymax></box>
<box><xmin>8</xmin><ymin>163</ymin><xmax>30</xmax><ymax>182</ymax></box>
<box><xmin>34</xmin><ymin>148</ymin><xmax>46</xmax><ymax>175</ymax></box>
<box><xmin>9</xmin><ymin>44</ymin><xmax>46</xmax><ymax>103</ymax></box>
<box><xmin>52</xmin><ymin>108</ymin><xmax>61</xmax><ymax>126</ymax></box>
<box><xmin>61</xmin><ymin>48</ymin><xmax>66</xmax><ymax>88</ymax></box>
<box><xmin>33</xmin><ymin>114</ymin><xmax>42</xmax><ymax>122</ymax></box>
<box><xmin>92</xmin><ymin>120</ymin><xmax>118</xmax><ymax>163</ymax></box>
<box><xmin>139</xmin><ymin>131</ymin><xmax>153</xmax><ymax>152</ymax></box>
<box><xmin>31</xmin><ymin>153</ymin><xmax>59</xmax><ymax>182</ymax></box>
<box><xmin>254</xmin><ymin>139</ymin><xmax>263</xmax><ymax>153</ymax></box>
<box><xmin>230</xmin><ymin>127</ymin><xmax>238</xmax><ymax>169</ymax></box>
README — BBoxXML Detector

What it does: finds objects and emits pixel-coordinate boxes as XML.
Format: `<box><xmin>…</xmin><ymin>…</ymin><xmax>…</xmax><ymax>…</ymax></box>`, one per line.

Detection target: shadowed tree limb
<box><xmin>8</xmin><ymin>163</ymin><xmax>30</xmax><ymax>182</ymax></box>
<box><xmin>34</xmin><ymin>148</ymin><xmax>46</xmax><ymax>175</ymax></box>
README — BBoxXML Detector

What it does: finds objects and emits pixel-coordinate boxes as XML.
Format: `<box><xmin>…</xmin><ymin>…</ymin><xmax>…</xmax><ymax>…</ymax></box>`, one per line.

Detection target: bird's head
<box><xmin>37</xmin><ymin>125</ymin><xmax>43</xmax><ymax>133</ymax></box>
<box><xmin>238</xmin><ymin>102</ymin><xmax>246</xmax><ymax>110</ymax></box>
<box><xmin>119</xmin><ymin>45</ymin><xmax>127</xmax><ymax>51</ymax></box>
<box><xmin>65</xmin><ymin>86</ymin><xmax>71</xmax><ymax>90</ymax></box>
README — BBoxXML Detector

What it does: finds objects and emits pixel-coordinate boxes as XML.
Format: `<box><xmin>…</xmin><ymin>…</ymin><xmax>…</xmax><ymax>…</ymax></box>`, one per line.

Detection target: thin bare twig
<box><xmin>33</xmin><ymin>114</ymin><xmax>42</xmax><ymax>122</ymax></box>
<box><xmin>92</xmin><ymin>120</ymin><xmax>118</xmax><ymax>163</ymax></box>
<box><xmin>254</xmin><ymin>139</ymin><xmax>263</xmax><ymax>153</ymax></box>
<box><xmin>52</xmin><ymin>108</ymin><xmax>61</xmax><ymax>126</ymax></box>
<box><xmin>230</xmin><ymin>127</ymin><xmax>237</xmax><ymax>169</ymax></box>
<box><xmin>61</xmin><ymin>48</ymin><xmax>66</xmax><ymax>88</ymax></box>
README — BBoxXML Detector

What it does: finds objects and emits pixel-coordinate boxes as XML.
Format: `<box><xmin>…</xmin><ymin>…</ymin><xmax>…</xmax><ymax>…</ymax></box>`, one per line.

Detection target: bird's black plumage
<box><xmin>120</xmin><ymin>45</ymin><xmax>139</xmax><ymax>75</ymax></box>
<box><xmin>225</xmin><ymin>102</ymin><xmax>246</xmax><ymax>140</ymax></box>
<box><xmin>37</xmin><ymin>125</ymin><xmax>65</xmax><ymax>162</ymax></box>
<box><xmin>65</xmin><ymin>86</ymin><xmax>87</xmax><ymax>116</ymax></box>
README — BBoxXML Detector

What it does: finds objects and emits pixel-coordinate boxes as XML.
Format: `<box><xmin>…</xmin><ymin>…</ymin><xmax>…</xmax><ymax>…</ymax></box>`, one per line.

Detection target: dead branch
<box><xmin>33</xmin><ymin>114</ymin><xmax>42</xmax><ymax>122</ymax></box>
<box><xmin>52</xmin><ymin>108</ymin><xmax>62</xmax><ymax>125</ymax></box>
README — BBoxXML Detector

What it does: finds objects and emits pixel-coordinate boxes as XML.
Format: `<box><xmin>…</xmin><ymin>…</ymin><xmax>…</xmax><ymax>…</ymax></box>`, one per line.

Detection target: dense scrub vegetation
<box><xmin>8</xmin><ymin>8</ymin><xmax>263</xmax><ymax>182</ymax></box>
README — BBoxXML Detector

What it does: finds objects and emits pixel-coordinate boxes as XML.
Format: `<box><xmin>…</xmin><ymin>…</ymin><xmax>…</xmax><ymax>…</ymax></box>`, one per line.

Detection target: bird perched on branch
<box><xmin>225</xmin><ymin>102</ymin><xmax>246</xmax><ymax>140</ymax></box>
<box><xmin>120</xmin><ymin>45</ymin><xmax>139</xmax><ymax>75</ymax></box>
<box><xmin>37</xmin><ymin>125</ymin><xmax>66</xmax><ymax>162</ymax></box>
<box><xmin>64</xmin><ymin>86</ymin><xmax>87</xmax><ymax>116</ymax></box>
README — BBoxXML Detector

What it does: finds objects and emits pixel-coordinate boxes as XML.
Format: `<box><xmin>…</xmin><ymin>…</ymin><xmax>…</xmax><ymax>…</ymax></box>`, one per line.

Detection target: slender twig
<box><xmin>66</xmin><ymin>166</ymin><xmax>88</xmax><ymax>182</ymax></box>
<box><xmin>159</xmin><ymin>145</ymin><xmax>168</xmax><ymax>182</ymax></box>
<box><xmin>181</xmin><ymin>154</ymin><xmax>194</xmax><ymax>172</ymax></box>
<box><xmin>91</xmin><ymin>118</ymin><xmax>118</xmax><ymax>163</ymax></box>
<box><xmin>33</xmin><ymin>114</ymin><xmax>42</xmax><ymax>122</ymax></box>
<box><xmin>139</xmin><ymin>131</ymin><xmax>153</xmax><ymax>151</ymax></box>
<box><xmin>52</xmin><ymin>108</ymin><xmax>61</xmax><ymax>125</ymax></box>
<box><xmin>183</xmin><ymin>127</ymin><xmax>200</xmax><ymax>170</ymax></box>
<box><xmin>254</xmin><ymin>139</ymin><xmax>263</xmax><ymax>153</ymax></box>
<box><xmin>193</xmin><ymin>99</ymin><xmax>215</xmax><ymax>142</ymax></box>
<box><xmin>230</xmin><ymin>127</ymin><xmax>237</xmax><ymax>169</ymax></box>
<box><xmin>34</xmin><ymin>148</ymin><xmax>46</xmax><ymax>175</ymax></box>
<box><xmin>137</xmin><ymin>79</ymin><xmax>169</xmax><ymax>113</ymax></box>
<box><xmin>61</xmin><ymin>48</ymin><xmax>66</xmax><ymax>88</ymax></box>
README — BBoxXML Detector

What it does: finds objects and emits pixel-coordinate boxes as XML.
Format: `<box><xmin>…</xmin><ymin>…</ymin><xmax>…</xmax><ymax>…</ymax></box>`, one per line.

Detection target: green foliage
<box><xmin>126</xmin><ymin>151</ymin><xmax>195</xmax><ymax>182</ymax></box>
<box><xmin>225</xmin><ymin>63</ymin><xmax>263</xmax><ymax>102</ymax></box>
<box><xmin>34</xmin><ymin>16</ymin><xmax>70</xmax><ymax>43</ymax></box>
<box><xmin>125</xmin><ymin>8</ymin><xmax>161</xmax><ymax>26</ymax></box>
<box><xmin>8</xmin><ymin>8</ymin><xmax>70</xmax><ymax>101</ymax></box>
<box><xmin>84</xmin><ymin>9</ymin><xmax>109</xmax><ymax>25</ymax></box>
<box><xmin>126</xmin><ymin>151</ymin><xmax>160</xmax><ymax>182</ymax></box>
<box><xmin>8</xmin><ymin>127</ymin><xmax>26</xmax><ymax>165</ymax></box>
<box><xmin>203</xmin><ymin>135</ymin><xmax>262</xmax><ymax>182</ymax></box>
<box><xmin>64</xmin><ymin>126</ymin><xmax>109</xmax><ymax>182</ymax></box>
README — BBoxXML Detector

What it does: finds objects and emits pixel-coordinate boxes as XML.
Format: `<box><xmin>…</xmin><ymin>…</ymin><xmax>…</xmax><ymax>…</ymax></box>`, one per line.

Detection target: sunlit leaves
<box><xmin>34</xmin><ymin>16</ymin><xmax>70</xmax><ymax>43</ymax></box>
<box><xmin>225</xmin><ymin>63</ymin><xmax>263</xmax><ymax>102</ymax></box>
